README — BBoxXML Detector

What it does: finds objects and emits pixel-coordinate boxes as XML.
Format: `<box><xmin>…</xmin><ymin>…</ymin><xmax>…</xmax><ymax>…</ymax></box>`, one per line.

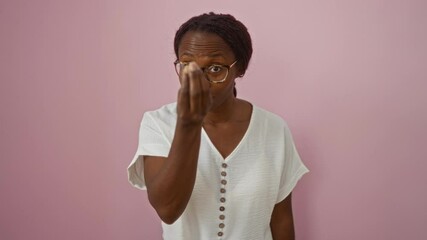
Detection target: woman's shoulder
<box><xmin>144</xmin><ymin>102</ymin><xmax>177</xmax><ymax>118</ymax></box>
<box><xmin>252</xmin><ymin>105</ymin><xmax>288</xmax><ymax>127</ymax></box>
<box><xmin>141</xmin><ymin>102</ymin><xmax>177</xmax><ymax>128</ymax></box>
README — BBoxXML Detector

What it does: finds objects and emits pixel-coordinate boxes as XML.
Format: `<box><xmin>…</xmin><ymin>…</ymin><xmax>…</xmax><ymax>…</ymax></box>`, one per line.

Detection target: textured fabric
<box><xmin>127</xmin><ymin>102</ymin><xmax>309</xmax><ymax>240</ymax></box>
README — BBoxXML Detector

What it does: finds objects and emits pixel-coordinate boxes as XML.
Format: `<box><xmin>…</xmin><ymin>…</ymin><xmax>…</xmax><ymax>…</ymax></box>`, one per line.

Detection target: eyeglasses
<box><xmin>174</xmin><ymin>60</ymin><xmax>238</xmax><ymax>83</ymax></box>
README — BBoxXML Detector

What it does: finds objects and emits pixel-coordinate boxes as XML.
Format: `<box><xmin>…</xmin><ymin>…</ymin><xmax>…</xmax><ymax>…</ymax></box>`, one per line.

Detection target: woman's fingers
<box><xmin>177</xmin><ymin>62</ymin><xmax>212</xmax><ymax>124</ymax></box>
<box><xmin>188</xmin><ymin>62</ymin><xmax>203</xmax><ymax>113</ymax></box>
<box><xmin>177</xmin><ymin>65</ymin><xmax>190</xmax><ymax>114</ymax></box>
<box><xmin>199</xmin><ymin>69</ymin><xmax>212</xmax><ymax>114</ymax></box>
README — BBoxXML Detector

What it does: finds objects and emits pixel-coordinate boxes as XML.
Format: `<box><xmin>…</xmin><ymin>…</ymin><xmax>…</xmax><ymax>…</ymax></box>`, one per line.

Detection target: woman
<box><xmin>128</xmin><ymin>12</ymin><xmax>309</xmax><ymax>240</ymax></box>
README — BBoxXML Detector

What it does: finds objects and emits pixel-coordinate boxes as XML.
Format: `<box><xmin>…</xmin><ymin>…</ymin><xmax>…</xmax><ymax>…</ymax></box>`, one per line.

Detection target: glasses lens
<box><xmin>205</xmin><ymin>65</ymin><xmax>228</xmax><ymax>83</ymax></box>
<box><xmin>174</xmin><ymin>62</ymin><xmax>229</xmax><ymax>83</ymax></box>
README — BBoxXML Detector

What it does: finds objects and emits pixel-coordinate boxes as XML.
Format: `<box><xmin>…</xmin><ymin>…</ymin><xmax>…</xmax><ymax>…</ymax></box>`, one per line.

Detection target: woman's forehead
<box><xmin>178</xmin><ymin>31</ymin><xmax>234</xmax><ymax>59</ymax></box>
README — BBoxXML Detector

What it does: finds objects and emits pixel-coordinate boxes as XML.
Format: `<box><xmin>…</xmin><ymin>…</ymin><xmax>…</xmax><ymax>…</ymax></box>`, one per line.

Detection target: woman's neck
<box><xmin>204</xmin><ymin>97</ymin><xmax>238</xmax><ymax>125</ymax></box>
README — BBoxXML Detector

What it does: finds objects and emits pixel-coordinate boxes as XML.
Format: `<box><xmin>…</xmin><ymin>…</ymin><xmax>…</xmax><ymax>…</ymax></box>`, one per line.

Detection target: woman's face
<box><xmin>177</xmin><ymin>31</ymin><xmax>239</xmax><ymax>108</ymax></box>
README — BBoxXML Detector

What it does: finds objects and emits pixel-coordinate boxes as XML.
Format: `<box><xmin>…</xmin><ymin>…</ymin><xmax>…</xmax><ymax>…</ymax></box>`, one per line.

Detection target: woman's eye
<box><xmin>208</xmin><ymin>65</ymin><xmax>223</xmax><ymax>73</ymax></box>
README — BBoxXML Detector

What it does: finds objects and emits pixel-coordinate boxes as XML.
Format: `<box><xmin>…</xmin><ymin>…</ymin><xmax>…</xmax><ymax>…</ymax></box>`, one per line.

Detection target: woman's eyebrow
<box><xmin>207</xmin><ymin>52</ymin><xmax>226</xmax><ymax>58</ymax></box>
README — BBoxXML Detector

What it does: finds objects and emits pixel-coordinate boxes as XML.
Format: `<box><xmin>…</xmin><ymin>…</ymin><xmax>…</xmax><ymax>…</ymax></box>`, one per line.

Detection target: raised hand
<box><xmin>177</xmin><ymin>62</ymin><xmax>212</xmax><ymax>126</ymax></box>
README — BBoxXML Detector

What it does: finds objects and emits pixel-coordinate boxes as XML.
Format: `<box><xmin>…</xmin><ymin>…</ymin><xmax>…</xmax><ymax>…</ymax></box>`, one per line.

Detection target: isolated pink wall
<box><xmin>1</xmin><ymin>0</ymin><xmax>426</xmax><ymax>239</ymax></box>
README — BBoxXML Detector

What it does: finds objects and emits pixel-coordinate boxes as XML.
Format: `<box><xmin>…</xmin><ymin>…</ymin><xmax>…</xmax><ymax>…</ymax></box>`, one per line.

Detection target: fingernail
<box><xmin>189</xmin><ymin>62</ymin><xmax>200</xmax><ymax>71</ymax></box>
<box><xmin>181</xmin><ymin>64</ymin><xmax>189</xmax><ymax>74</ymax></box>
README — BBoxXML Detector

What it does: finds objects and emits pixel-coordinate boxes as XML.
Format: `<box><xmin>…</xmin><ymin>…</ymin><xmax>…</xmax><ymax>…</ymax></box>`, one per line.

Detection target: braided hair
<box><xmin>174</xmin><ymin>13</ymin><xmax>253</xmax><ymax>96</ymax></box>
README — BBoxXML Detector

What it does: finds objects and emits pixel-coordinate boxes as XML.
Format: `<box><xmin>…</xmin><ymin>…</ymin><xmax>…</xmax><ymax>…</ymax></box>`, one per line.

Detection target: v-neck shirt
<box><xmin>201</xmin><ymin>104</ymin><xmax>253</xmax><ymax>161</ymax></box>
<box><xmin>128</xmin><ymin>102</ymin><xmax>309</xmax><ymax>240</ymax></box>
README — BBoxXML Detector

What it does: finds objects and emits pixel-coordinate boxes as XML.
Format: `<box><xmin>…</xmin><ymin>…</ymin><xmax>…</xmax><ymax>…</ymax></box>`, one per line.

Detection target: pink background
<box><xmin>1</xmin><ymin>0</ymin><xmax>426</xmax><ymax>239</ymax></box>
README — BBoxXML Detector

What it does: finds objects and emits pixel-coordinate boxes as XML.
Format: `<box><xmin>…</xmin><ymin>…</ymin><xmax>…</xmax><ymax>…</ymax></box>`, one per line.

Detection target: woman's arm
<box><xmin>143</xmin><ymin>124</ymin><xmax>201</xmax><ymax>224</ymax></box>
<box><xmin>270</xmin><ymin>193</ymin><xmax>295</xmax><ymax>240</ymax></box>
<box><xmin>143</xmin><ymin>62</ymin><xmax>211</xmax><ymax>224</ymax></box>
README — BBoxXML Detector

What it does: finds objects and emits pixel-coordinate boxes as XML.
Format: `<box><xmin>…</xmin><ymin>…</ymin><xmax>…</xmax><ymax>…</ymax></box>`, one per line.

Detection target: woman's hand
<box><xmin>144</xmin><ymin>62</ymin><xmax>210</xmax><ymax>224</ymax></box>
<box><xmin>177</xmin><ymin>62</ymin><xmax>212</xmax><ymax>126</ymax></box>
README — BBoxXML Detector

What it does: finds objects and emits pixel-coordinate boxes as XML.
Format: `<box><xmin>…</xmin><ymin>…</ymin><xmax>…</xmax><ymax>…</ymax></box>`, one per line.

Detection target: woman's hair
<box><xmin>174</xmin><ymin>12</ymin><xmax>253</xmax><ymax>78</ymax></box>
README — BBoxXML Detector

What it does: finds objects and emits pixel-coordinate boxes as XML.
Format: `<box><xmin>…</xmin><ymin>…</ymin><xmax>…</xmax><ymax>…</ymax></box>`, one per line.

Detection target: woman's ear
<box><xmin>236</xmin><ymin>64</ymin><xmax>245</xmax><ymax>78</ymax></box>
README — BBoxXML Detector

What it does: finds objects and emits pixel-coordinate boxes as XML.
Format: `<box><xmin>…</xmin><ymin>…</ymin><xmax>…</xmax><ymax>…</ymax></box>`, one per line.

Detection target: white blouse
<box><xmin>128</xmin><ymin>102</ymin><xmax>309</xmax><ymax>240</ymax></box>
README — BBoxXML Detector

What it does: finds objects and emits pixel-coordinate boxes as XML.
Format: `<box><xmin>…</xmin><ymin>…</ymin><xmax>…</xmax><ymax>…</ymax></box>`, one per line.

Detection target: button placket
<box><xmin>218</xmin><ymin>161</ymin><xmax>228</xmax><ymax>239</ymax></box>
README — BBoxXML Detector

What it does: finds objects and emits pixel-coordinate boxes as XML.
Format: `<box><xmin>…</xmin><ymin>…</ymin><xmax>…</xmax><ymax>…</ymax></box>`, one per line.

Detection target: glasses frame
<box><xmin>173</xmin><ymin>60</ymin><xmax>238</xmax><ymax>84</ymax></box>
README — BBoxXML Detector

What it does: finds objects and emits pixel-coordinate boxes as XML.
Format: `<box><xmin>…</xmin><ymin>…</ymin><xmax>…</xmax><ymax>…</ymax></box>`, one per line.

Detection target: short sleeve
<box><xmin>127</xmin><ymin>112</ymin><xmax>171</xmax><ymax>190</ymax></box>
<box><xmin>276</xmin><ymin>124</ymin><xmax>309</xmax><ymax>203</ymax></box>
